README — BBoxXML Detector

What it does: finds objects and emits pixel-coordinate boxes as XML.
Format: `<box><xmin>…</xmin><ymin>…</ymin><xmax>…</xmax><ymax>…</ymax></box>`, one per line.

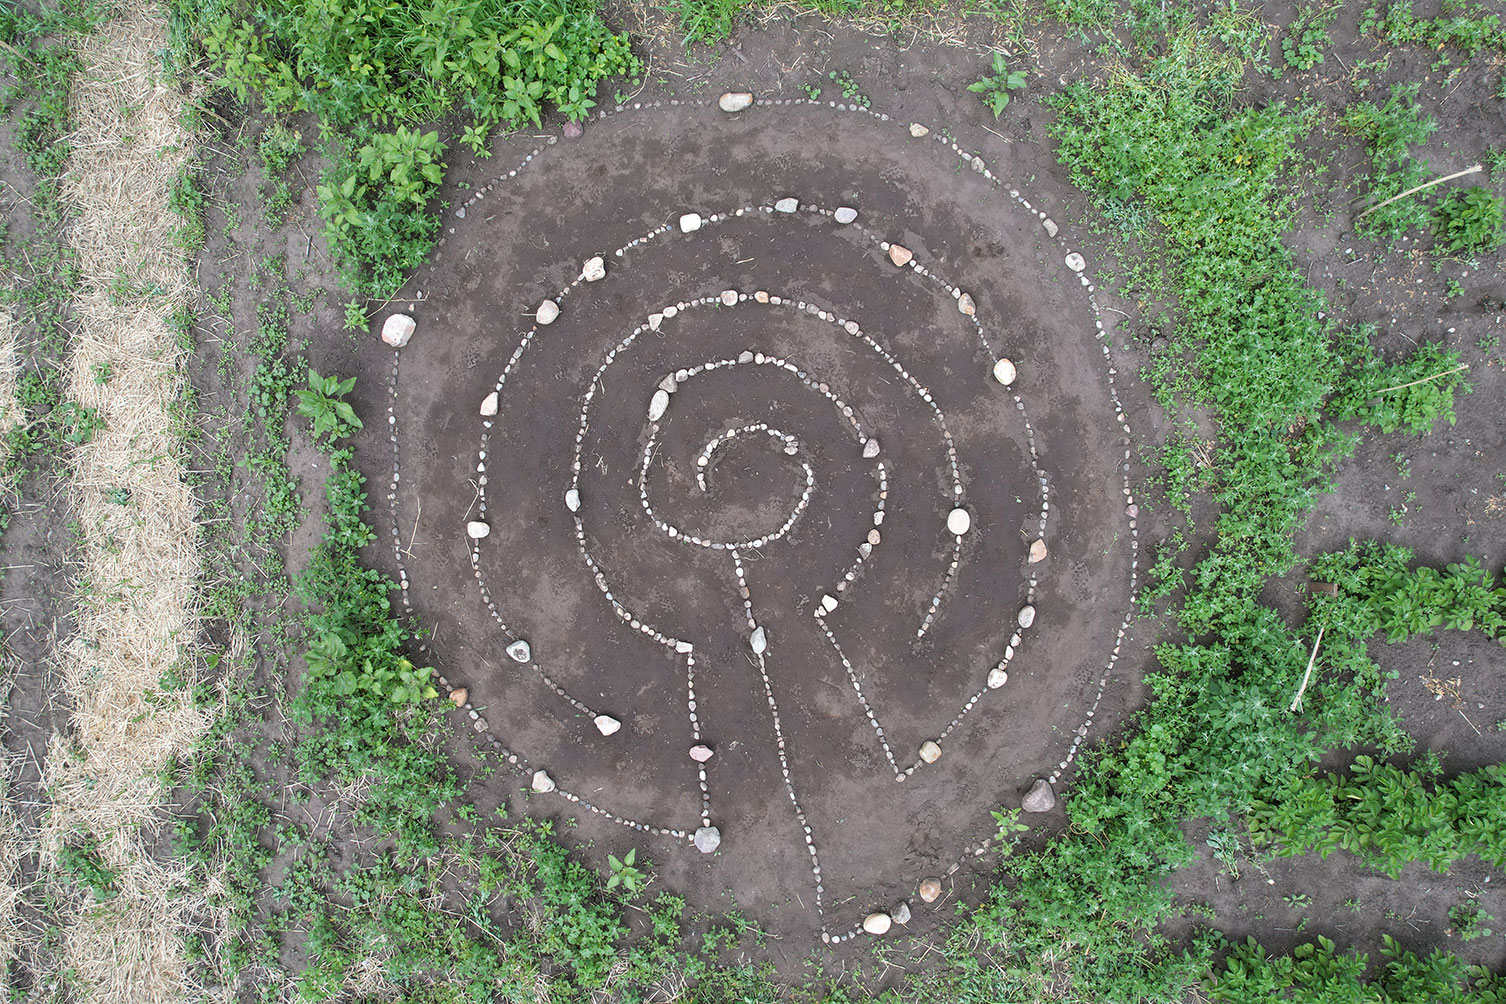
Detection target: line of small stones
<box><xmin>383</xmin><ymin>349</ymin><xmax>691</xmax><ymax>843</ymax></box>
<box><xmin>414</xmin><ymin>94</ymin><xmax>1137</xmax><ymax>930</ymax></box>
<box><xmin>694</xmin><ymin>423</ymin><xmax>797</xmax><ymax>493</ymax></box>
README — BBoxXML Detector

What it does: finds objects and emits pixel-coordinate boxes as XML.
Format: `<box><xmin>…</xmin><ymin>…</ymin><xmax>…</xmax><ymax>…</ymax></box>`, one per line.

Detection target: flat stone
<box><xmin>1043</xmin><ymin>218</ymin><xmax>1058</xmax><ymax>237</ymax></box>
<box><xmin>565</xmin><ymin>489</ymin><xmax>580</xmax><ymax>513</ymax></box>
<box><xmin>531</xmin><ymin>770</ymin><xmax>556</xmax><ymax>793</ymax></box>
<box><xmin>738</xmin><ymin>350</ymin><xmax>754</xmax><ymax>363</ymax></box>
<box><xmin>919</xmin><ymin>740</ymin><xmax>942</xmax><ymax>764</ymax></box>
<box><xmin>1022</xmin><ymin>778</ymin><xmax>1056</xmax><ymax>813</ymax></box>
<box><xmin>987</xmin><ymin>667</ymin><xmax>1008</xmax><ymax>689</ymax></box>
<box><xmin>594</xmin><ymin>714</ymin><xmax>621</xmax><ymax>736</ymax></box>
<box><xmin>690</xmin><ymin>744</ymin><xmax>714</xmax><ymax>762</ymax></box>
<box><xmin>862</xmin><ymin>912</ymin><xmax>892</xmax><ymax>935</ymax></box>
<box><xmin>1017</xmin><ymin>605</ymin><xmax>1036</xmax><ymax>629</ymax></box>
<box><xmin>581</xmin><ymin>255</ymin><xmax>606</xmax><ymax>281</ymax></box>
<box><xmin>821</xmin><ymin>594</ymin><xmax>839</xmax><ymax>614</ymax></box>
<box><xmin>675</xmin><ymin>640</ymin><xmax>693</xmax><ymax>654</ymax></box>
<box><xmin>909</xmin><ymin>122</ymin><xmax>929</xmax><ymax>137</ymax></box>
<box><xmin>563</xmin><ymin>120</ymin><xmax>583</xmax><ymax>139</ymax></box>
<box><xmin>774</xmin><ymin>197</ymin><xmax>799</xmax><ymax>213</ymax></box>
<box><xmin>720</xmin><ymin>289</ymin><xmax>738</xmax><ymax>306</ymax></box>
<box><xmin>694</xmin><ymin>825</ymin><xmax>722</xmax><ymax>853</ymax></box>
<box><xmin>648</xmin><ymin>312</ymin><xmax>664</xmax><ymax>331</ymax></box>
<box><xmin>863</xmin><ymin>438</ymin><xmax>881</xmax><ymax>459</ymax></box>
<box><xmin>1065</xmin><ymin>251</ymin><xmax>1086</xmax><ymax>271</ymax></box>
<box><xmin>679</xmin><ymin>213</ymin><xmax>702</xmax><ymax>233</ymax></box>
<box><xmin>1028</xmin><ymin>539</ymin><xmax>1048</xmax><ymax>563</ymax></box>
<box><xmin>659</xmin><ymin>375</ymin><xmax>678</xmax><ymax>394</ymax></box>
<box><xmin>834</xmin><ymin>206</ymin><xmax>858</xmax><ymax>224</ymax></box>
<box><xmin>1126</xmin><ymin>503</ymin><xmax>1139</xmax><ymax>518</ymax></box>
<box><xmin>466</xmin><ymin>521</ymin><xmax>491</xmax><ymax>539</ymax></box>
<box><xmin>507</xmin><ymin>639</ymin><xmax>531</xmax><ymax>663</ymax></box>
<box><xmin>449</xmin><ymin>688</ymin><xmax>468</xmax><ymax>707</ymax></box>
<box><xmin>993</xmin><ymin>358</ymin><xmax>1017</xmax><ymax>386</ymax></box>
<box><xmin>867</xmin><ymin>529</ymin><xmax>882</xmax><ymax>546</ymax></box>
<box><xmin>893</xmin><ymin>902</ymin><xmax>912</xmax><ymax>924</ymax></box>
<box><xmin>957</xmin><ymin>293</ymin><xmax>976</xmax><ymax>316</ymax></box>
<box><xmin>947</xmin><ymin>508</ymin><xmax>971</xmax><ymax>536</ymax></box>
<box><xmin>381</xmin><ymin>313</ymin><xmax>416</xmax><ymax>347</ymax></box>
<box><xmin>536</xmin><ymin>299</ymin><xmax>559</xmax><ymax>325</ymax></box>
<box><xmin>750</xmin><ymin>625</ymin><xmax>767</xmax><ymax>655</ymax></box>
<box><xmin>970</xmin><ymin>155</ymin><xmax>985</xmax><ymax>173</ymax></box>
<box><xmin>753</xmin><ymin>291</ymin><xmax>769</xmax><ymax>303</ymax></box>
<box><xmin>648</xmin><ymin>389</ymin><xmax>670</xmax><ymax>422</ymax></box>
<box><xmin>718</xmin><ymin>91</ymin><xmax>753</xmax><ymax>112</ymax></box>
<box><xmin>479</xmin><ymin>391</ymin><xmax>498</xmax><ymax>416</ymax></box>
<box><xmin>918</xmin><ymin>877</ymin><xmax>942</xmax><ymax>903</ymax></box>
<box><xmin>888</xmin><ymin>244</ymin><xmax>913</xmax><ymax>267</ymax></box>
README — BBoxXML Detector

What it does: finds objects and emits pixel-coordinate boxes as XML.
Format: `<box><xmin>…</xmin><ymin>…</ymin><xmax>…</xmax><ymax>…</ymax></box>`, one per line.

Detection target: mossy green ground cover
<box><xmin>122</xmin><ymin>0</ymin><xmax>1506</xmax><ymax>999</ymax></box>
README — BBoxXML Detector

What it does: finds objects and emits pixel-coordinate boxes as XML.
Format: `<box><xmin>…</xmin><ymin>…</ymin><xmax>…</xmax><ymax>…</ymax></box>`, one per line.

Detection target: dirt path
<box><xmin>36</xmin><ymin>8</ymin><xmax>211</xmax><ymax>1001</ymax></box>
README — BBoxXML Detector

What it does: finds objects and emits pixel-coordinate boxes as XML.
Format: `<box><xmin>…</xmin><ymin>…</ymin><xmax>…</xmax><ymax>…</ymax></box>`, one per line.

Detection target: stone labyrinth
<box><xmin>373</xmin><ymin>91</ymin><xmax>1141</xmax><ymax>942</ymax></box>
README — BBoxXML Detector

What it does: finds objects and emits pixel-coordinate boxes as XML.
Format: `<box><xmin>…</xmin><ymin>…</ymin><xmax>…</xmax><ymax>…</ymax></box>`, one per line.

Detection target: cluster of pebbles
<box><xmin>377</xmin><ymin>89</ymin><xmax>1141</xmax><ymax>942</ymax></box>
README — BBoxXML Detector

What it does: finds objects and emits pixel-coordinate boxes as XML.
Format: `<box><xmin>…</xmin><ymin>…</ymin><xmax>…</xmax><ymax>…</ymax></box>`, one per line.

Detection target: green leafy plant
<box><xmin>1280</xmin><ymin>3</ymin><xmax>1341</xmax><ymax>72</ymax></box>
<box><xmin>990</xmin><ymin>806</ymin><xmax>1031</xmax><ymax>855</ymax></box>
<box><xmin>605</xmin><ymin>847</ymin><xmax>646</xmax><ymax>894</ymax></box>
<box><xmin>295</xmin><ymin>369</ymin><xmax>363</xmax><ymax>443</ymax></box>
<box><xmin>1432</xmin><ymin>186</ymin><xmax>1506</xmax><ymax>255</ymax></box>
<box><xmin>57</xmin><ymin>836</ymin><xmax>118</xmax><ymax>902</ymax></box>
<box><xmin>968</xmin><ymin>52</ymin><xmax>1027</xmax><ymax>118</ymax></box>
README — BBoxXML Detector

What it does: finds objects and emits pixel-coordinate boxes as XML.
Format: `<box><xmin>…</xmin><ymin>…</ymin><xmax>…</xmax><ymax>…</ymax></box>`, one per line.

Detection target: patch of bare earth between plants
<box><xmin>33</xmin><ymin>8</ymin><xmax>214</xmax><ymax>1002</ymax></box>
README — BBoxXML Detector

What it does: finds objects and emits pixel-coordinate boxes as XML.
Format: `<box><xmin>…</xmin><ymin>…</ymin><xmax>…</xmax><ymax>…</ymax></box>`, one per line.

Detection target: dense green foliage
<box><xmin>173</xmin><ymin>0</ymin><xmax>638</xmax><ymax>295</ymax></box>
<box><xmin>1251</xmin><ymin>757</ymin><xmax>1506</xmax><ymax>878</ymax></box>
<box><xmin>1211</xmin><ymin>935</ymin><xmax>1505</xmax><ymax>1003</ymax></box>
<box><xmin>1360</xmin><ymin>0</ymin><xmax>1506</xmax><ymax>57</ymax></box>
<box><xmin>1433</xmin><ymin>186</ymin><xmax>1506</xmax><ymax>256</ymax></box>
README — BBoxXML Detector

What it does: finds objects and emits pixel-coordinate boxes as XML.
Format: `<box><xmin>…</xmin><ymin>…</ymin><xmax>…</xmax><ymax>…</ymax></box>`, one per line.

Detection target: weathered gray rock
<box><xmin>1043</xmin><ymin>218</ymin><xmax>1059</xmax><ymax>237</ymax></box>
<box><xmin>648</xmin><ymin>389</ymin><xmax>670</xmax><ymax>422</ymax></box>
<box><xmin>694</xmin><ymin>825</ymin><xmax>722</xmax><ymax>852</ymax></box>
<box><xmin>1065</xmin><ymin>251</ymin><xmax>1085</xmax><ymax>271</ymax></box>
<box><xmin>1017</xmin><ymin>605</ymin><xmax>1036</xmax><ymax>629</ymax></box>
<box><xmin>536</xmin><ymin>299</ymin><xmax>559</xmax><ymax>325</ymax></box>
<box><xmin>893</xmin><ymin>901</ymin><xmax>912</xmax><ymax>924</ymax></box>
<box><xmin>581</xmin><ymin>255</ymin><xmax>606</xmax><ymax>282</ymax></box>
<box><xmin>1022</xmin><ymin>778</ymin><xmax>1057</xmax><ymax>813</ymax></box>
<box><xmin>918</xmin><ymin>877</ymin><xmax>942</xmax><ymax>902</ymax></box>
<box><xmin>987</xmin><ymin>667</ymin><xmax>1008</xmax><ymax>689</ymax></box>
<box><xmin>507</xmin><ymin>639</ymin><xmax>531</xmax><ymax>663</ymax></box>
<box><xmin>863</xmin><ymin>438</ymin><xmax>881</xmax><ymax>459</ymax></box>
<box><xmin>382</xmin><ymin>314</ymin><xmax>415</xmax><ymax>347</ymax></box>
<box><xmin>970</xmin><ymin>155</ymin><xmax>985</xmax><ymax>173</ymax></box>
<box><xmin>750</xmin><ymin>625</ymin><xmax>767</xmax><ymax>655</ymax></box>
<box><xmin>775</xmin><ymin>197</ymin><xmax>799</xmax><ymax>213</ymax></box>
<box><xmin>531</xmin><ymin>770</ymin><xmax>555</xmax><ymax>793</ymax></box>
<box><xmin>834</xmin><ymin>206</ymin><xmax>858</xmax><ymax>224</ymax></box>
<box><xmin>909</xmin><ymin>122</ymin><xmax>929</xmax><ymax>137</ymax></box>
<box><xmin>563</xmin><ymin>119</ymin><xmax>583</xmax><ymax>139</ymax></box>
<box><xmin>718</xmin><ymin>91</ymin><xmax>753</xmax><ymax>112</ymax></box>
<box><xmin>658</xmin><ymin>375</ymin><xmax>678</xmax><ymax>394</ymax></box>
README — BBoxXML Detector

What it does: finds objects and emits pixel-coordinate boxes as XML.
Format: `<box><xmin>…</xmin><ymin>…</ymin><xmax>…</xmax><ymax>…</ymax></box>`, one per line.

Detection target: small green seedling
<box><xmin>606</xmin><ymin>847</ymin><xmax>646</xmax><ymax>894</ymax></box>
<box><xmin>968</xmin><ymin>53</ymin><xmax>1027</xmax><ymax>118</ymax></box>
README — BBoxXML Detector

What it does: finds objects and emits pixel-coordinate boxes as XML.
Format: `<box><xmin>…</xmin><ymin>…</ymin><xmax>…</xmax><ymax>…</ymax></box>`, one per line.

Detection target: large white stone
<box><xmin>581</xmin><ymin>255</ymin><xmax>606</xmax><ymax>281</ymax></box>
<box><xmin>507</xmin><ymin>639</ymin><xmax>532</xmax><ymax>663</ymax></box>
<box><xmin>919</xmin><ymin>740</ymin><xmax>942</xmax><ymax>764</ymax></box>
<box><xmin>694</xmin><ymin>825</ymin><xmax>722</xmax><ymax>852</ymax></box>
<box><xmin>536</xmin><ymin>299</ymin><xmax>559</xmax><ymax>325</ymax></box>
<box><xmin>479</xmin><ymin>391</ymin><xmax>498</xmax><ymax>416</ymax></box>
<box><xmin>594</xmin><ymin>714</ymin><xmax>621</xmax><ymax>736</ymax></box>
<box><xmin>466</xmin><ymin>521</ymin><xmax>490</xmax><ymax>539</ymax></box>
<box><xmin>1022</xmin><ymin>778</ymin><xmax>1057</xmax><ymax>813</ymax></box>
<box><xmin>718</xmin><ymin>91</ymin><xmax>753</xmax><ymax>112</ymax></box>
<box><xmin>957</xmin><ymin>293</ymin><xmax>976</xmax><ymax>316</ymax></box>
<box><xmin>863</xmin><ymin>912</ymin><xmax>892</xmax><ymax>935</ymax></box>
<box><xmin>1029</xmin><ymin>539</ymin><xmax>1049</xmax><ymax>563</ymax></box>
<box><xmin>993</xmin><ymin>358</ymin><xmax>1018</xmax><ymax>386</ymax></box>
<box><xmin>888</xmin><ymin>244</ymin><xmax>913</xmax><ymax>267</ymax></box>
<box><xmin>690</xmin><ymin>744</ymin><xmax>714</xmax><ymax>762</ymax></box>
<box><xmin>820</xmin><ymin>594</ymin><xmax>839</xmax><ymax>614</ymax></box>
<box><xmin>648</xmin><ymin>389</ymin><xmax>670</xmax><ymax>422</ymax></box>
<box><xmin>720</xmin><ymin>289</ymin><xmax>738</xmax><ymax>306</ymax></box>
<box><xmin>947</xmin><ymin>508</ymin><xmax>971</xmax><ymax>536</ymax></box>
<box><xmin>564</xmin><ymin>489</ymin><xmax>580</xmax><ymax>512</ymax></box>
<box><xmin>1065</xmin><ymin>251</ymin><xmax>1086</xmax><ymax>271</ymax></box>
<box><xmin>775</xmin><ymin>197</ymin><xmax>799</xmax><ymax>213</ymax></box>
<box><xmin>834</xmin><ymin>206</ymin><xmax>858</xmax><ymax>224</ymax></box>
<box><xmin>987</xmin><ymin>667</ymin><xmax>1009</xmax><ymax>689</ymax></box>
<box><xmin>381</xmin><ymin>313</ymin><xmax>415</xmax><ymax>347</ymax></box>
<box><xmin>1017</xmin><ymin>605</ymin><xmax>1037</xmax><ymax>629</ymax></box>
<box><xmin>909</xmin><ymin>122</ymin><xmax>929</xmax><ymax>137</ymax></box>
<box><xmin>679</xmin><ymin>213</ymin><xmax>702</xmax><ymax>233</ymax></box>
<box><xmin>531</xmin><ymin>770</ymin><xmax>556</xmax><ymax>793</ymax></box>
<box><xmin>750</xmin><ymin>625</ymin><xmax>767</xmax><ymax>655</ymax></box>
